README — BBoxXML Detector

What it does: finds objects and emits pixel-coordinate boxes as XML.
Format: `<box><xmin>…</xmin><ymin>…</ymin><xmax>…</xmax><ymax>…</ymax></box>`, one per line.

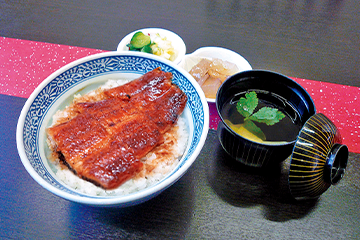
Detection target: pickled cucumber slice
<box><xmin>140</xmin><ymin>44</ymin><xmax>152</xmax><ymax>53</ymax></box>
<box><xmin>130</xmin><ymin>32</ymin><xmax>151</xmax><ymax>49</ymax></box>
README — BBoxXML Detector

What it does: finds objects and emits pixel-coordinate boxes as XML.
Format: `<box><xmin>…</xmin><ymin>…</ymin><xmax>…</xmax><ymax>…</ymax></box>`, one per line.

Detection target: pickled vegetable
<box><xmin>129</xmin><ymin>31</ymin><xmax>151</xmax><ymax>49</ymax></box>
<box><xmin>126</xmin><ymin>32</ymin><xmax>177</xmax><ymax>61</ymax></box>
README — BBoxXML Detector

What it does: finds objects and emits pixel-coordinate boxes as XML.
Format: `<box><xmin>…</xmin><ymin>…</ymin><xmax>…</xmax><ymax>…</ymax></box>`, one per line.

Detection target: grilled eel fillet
<box><xmin>47</xmin><ymin>68</ymin><xmax>187</xmax><ymax>189</ymax></box>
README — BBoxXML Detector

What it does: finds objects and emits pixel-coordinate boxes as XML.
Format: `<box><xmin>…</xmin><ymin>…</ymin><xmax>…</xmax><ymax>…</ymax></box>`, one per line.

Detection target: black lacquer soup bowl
<box><xmin>216</xmin><ymin>70</ymin><xmax>316</xmax><ymax>167</ymax></box>
<box><xmin>216</xmin><ymin>70</ymin><xmax>348</xmax><ymax>200</ymax></box>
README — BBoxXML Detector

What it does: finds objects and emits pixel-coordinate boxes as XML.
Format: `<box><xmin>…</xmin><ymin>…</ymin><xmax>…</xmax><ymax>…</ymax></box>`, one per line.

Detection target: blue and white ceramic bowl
<box><xmin>16</xmin><ymin>51</ymin><xmax>209</xmax><ymax>207</ymax></box>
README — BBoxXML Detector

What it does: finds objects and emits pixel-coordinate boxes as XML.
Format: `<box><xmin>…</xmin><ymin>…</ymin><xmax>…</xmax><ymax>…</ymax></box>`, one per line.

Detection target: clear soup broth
<box><xmin>221</xmin><ymin>90</ymin><xmax>303</xmax><ymax>143</ymax></box>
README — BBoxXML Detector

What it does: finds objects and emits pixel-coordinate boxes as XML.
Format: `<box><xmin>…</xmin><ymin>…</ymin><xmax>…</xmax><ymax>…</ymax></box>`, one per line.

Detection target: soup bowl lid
<box><xmin>288</xmin><ymin>113</ymin><xmax>349</xmax><ymax>200</ymax></box>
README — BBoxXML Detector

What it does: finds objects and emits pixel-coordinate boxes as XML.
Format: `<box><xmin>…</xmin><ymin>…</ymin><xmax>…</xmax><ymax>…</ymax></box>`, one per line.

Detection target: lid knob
<box><xmin>325</xmin><ymin>143</ymin><xmax>349</xmax><ymax>185</ymax></box>
<box><xmin>289</xmin><ymin>113</ymin><xmax>349</xmax><ymax>200</ymax></box>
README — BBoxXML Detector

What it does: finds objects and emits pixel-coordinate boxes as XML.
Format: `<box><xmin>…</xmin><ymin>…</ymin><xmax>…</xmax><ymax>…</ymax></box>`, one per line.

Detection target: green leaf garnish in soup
<box><xmin>243</xmin><ymin>119</ymin><xmax>266</xmax><ymax>140</ymax></box>
<box><xmin>140</xmin><ymin>44</ymin><xmax>152</xmax><ymax>53</ymax></box>
<box><xmin>224</xmin><ymin>119</ymin><xmax>266</xmax><ymax>142</ymax></box>
<box><xmin>248</xmin><ymin>106</ymin><xmax>285</xmax><ymax>126</ymax></box>
<box><xmin>235</xmin><ymin>91</ymin><xmax>285</xmax><ymax>141</ymax></box>
<box><xmin>236</xmin><ymin>91</ymin><xmax>258</xmax><ymax>118</ymax></box>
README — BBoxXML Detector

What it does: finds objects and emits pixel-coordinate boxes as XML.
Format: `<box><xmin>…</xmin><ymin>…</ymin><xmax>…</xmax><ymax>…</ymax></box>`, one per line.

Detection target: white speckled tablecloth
<box><xmin>1</xmin><ymin>37</ymin><xmax>359</xmax><ymax>153</ymax></box>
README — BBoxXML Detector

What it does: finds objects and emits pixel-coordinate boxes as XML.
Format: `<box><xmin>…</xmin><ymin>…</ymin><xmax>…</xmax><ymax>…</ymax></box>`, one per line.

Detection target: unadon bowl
<box><xmin>16</xmin><ymin>51</ymin><xmax>209</xmax><ymax>207</ymax></box>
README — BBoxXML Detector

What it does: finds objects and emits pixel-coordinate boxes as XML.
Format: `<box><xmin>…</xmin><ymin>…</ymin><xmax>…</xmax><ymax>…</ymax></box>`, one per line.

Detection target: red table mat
<box><xmin>1</xmin><ymin>37</ymin><xmax>359</xmax><ymax>153</ymax></box>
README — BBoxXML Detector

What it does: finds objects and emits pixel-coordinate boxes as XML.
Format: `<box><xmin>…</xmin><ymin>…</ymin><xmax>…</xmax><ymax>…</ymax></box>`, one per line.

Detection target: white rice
<box><xmin>48</xmin><ymin>79</ymin><xmax>188</xmax><ymax>196</ymax></box>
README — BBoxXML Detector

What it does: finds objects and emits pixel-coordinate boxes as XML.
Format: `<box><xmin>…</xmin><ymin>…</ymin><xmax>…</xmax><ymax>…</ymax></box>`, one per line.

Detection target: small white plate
<box><xmin>179</xmin><ymin>47</ymin><xmax>252</xmax><ymax>102</ymax></box>
<box><xmin>117</xmin><ymin>28</ymin><xmax>186</xmax><ymax>65</ymax></box>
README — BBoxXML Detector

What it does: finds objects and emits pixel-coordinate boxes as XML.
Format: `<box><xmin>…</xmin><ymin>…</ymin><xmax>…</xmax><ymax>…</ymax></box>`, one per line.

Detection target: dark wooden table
<box><xmin>1</xmin><ymin>1</ymin><xmax>359</xmax><ymax>239</ymax></box>
<box><xmin>1</xmin><ymin>0</ymin><xmax>359</xmax><ymax>87</ymax></box>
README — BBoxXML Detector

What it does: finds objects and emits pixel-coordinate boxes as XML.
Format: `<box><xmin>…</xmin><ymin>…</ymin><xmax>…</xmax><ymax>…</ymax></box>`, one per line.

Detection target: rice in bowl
<box><xmin>47</xmin><ymin>78</ymin><xmax>189</xmax><ymax>196</ymax></box>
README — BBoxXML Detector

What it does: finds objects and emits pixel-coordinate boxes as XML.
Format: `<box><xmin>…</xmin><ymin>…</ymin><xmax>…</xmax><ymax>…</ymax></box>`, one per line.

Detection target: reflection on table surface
<box><xmin>1</xmin><ymin>97</ymin><xmax>359</xmax><ymax>239</ymax></box>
